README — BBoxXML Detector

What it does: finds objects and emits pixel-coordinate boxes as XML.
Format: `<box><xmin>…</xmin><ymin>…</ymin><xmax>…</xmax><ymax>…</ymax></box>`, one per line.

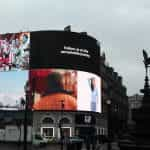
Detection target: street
<box><xmin>0</xmin><ymin>142</ymin><xmax>110</xmax><ymax>150</ymax></box>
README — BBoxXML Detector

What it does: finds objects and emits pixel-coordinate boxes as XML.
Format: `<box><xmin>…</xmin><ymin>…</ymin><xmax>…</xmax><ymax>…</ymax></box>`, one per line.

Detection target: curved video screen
<box><xmin>30</xmin><ymin>31</ymin><xmax>100</xmax><ymax>76</ymax></box>
<box><xmin>0</xmin><ymin>32</ymin><xmax>30</xmax><ymax>71</ymax></box>
<box><xmin>30</xmin><ymin>68</ymin><xmax>101</xmax><ymax>113</ymax></box>
<box><xmin>0</xmin><ymin>30</ymin><xmax>101</xmax><ymax>112</ymax></box>
<box><xmin>0</xmin><ymin>71</ymin><xmax>28</xmax><ymax>108</ymax></box>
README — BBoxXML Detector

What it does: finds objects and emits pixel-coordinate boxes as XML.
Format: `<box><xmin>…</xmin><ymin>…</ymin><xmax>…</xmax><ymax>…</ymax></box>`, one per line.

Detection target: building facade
<box><xmin>0</xmin><ymin>110</ymin><xmax>32</xmax><ymax>142</ymax></box>
<box><xmin>128</xmin><ymin>94</ymin><xmax>143</xmax><ymax>133</ymax></box>
<box><xmin>33</xmin><ymin>111</ymin><xmax>107</xmax><ymax>140</ymax></box>
<box><xmin>128</xmin><ymin>94</ymin><xmax>143</xmax><ymax>109</ymax></box>
<box><xmin>0</xmin><ymin>29</ymin><xmax>129</xmax><ymax>143</ymax></box>
<box><xmin>100</xmin><ymin>53</ymin><xmax>129</xmax><ymax>138</ymax></box>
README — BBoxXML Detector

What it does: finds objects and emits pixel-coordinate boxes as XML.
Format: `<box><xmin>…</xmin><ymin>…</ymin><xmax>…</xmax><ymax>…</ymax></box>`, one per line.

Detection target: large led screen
<box><xmin>0</xmin><ymin>32</ymin><xmax>30</xmax><ymax>71</ymax></box>
<box><xmin>0</xmin><ymin>71</ymin><xmax>28</xmax><ymax>108</ymax></box>
<box><xmin>0</xmin><ymin>30</ymin><xmax>101</xmax><ymax>112</ymax></box>
<box><xmin>30</xmin><ymin>31</ymin><xmax>100</xmax><ymax>75</ymax></box>
<box><xmin>30</xmin><ymin>69</ymin><xmax>101</xmax><ymax>113</ymax></box>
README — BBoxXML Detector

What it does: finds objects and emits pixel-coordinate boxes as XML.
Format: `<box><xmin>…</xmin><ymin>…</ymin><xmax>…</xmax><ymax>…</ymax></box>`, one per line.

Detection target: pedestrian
<box><xmin>85</xmin><ymin>136</ymin><xmax>90</xmax><ymax>150</ymax></box>
<box><xmin>91</xmin><ymin>135</ymin><xmax>97</xmax><ymax>150</ymax></box>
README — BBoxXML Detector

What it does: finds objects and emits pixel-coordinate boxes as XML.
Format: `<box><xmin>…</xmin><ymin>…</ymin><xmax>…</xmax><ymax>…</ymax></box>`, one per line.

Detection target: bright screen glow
<box><xmin>0</xmin><ymin>71</ymin><xmax>28</xmax><ymax>108</ymax></box>
<box><xmin>0</xmin><ymin>32</ymin><xmax>30</xmax><ymax>71</ymax></box>
<box><xmin>30</xmin><ymin>69</ymin><xmax>101</xmax><ymax>112</ymax></box>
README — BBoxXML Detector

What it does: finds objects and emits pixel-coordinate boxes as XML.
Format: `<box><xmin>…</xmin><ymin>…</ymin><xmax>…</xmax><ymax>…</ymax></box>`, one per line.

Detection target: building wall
<box><xmin>128</xmin><ymin>94</ymin><xmax>143</xmax><ymax>131</ymax></box>
<box><xmin>128</xmin><ymin>94</ymin><xmax>143</xmax><ymax>109</ymax></box>
<box><xmin>33</xmin><ymin>111</ymin><xmax>74</xmax><ymax>138</ymax></box>
<box><xmin>100</xmin><ymin>53</ymin><xmax>129</xmax><ymax>137</ymax></box>
<box><xmin>5</xmin><ymin>125</ymin><xmax>32</xmax><ymax>142</ymax></box>
<box><xmin>33</xmin><ymin>111</ymin><xmax>107</xmax><ymax>139</ymax></box>
<box><xmin>0</xmin><ymin>110</ymin><xmax>32</xmax><ymax>142</ymax></box>
<box><xmin>31</xmin><ymin>52</ymin><xmax>129</xmax><ymax>140</ymax></box>
<box><xmin>0</xmin><ymin>125</ymin><xmax>32</xmax><ymax>142</ymax></box>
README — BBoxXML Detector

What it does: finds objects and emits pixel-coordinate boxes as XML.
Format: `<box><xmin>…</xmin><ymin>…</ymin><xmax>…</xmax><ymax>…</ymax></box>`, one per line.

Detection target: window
<box><xmin>61</xmin><ymin>127</ymin><xmax>71</xmax><ymax>137</ymax></box>
<box><xmin>42</xmin><ymin>117</ymin><xmax>54</xmax><ymax>124</ymax></box>
<box><xmin>60</xmin><ymin>117</ymin><xmax>70</xmax><ymax>124</ymax></box>
<box><xmin>84</xmin><ymin>115</ymin><xmax>92</xmax><ymax>123</ymax></box>
<box><xmin>99</xmin><ymin>128</ymin><xmax>105</xmax><ymax>135</ymax></box>
<box><xmin>41</xmin><ymin>127</ymin><xmax>54</xmax><ymax>137</ymax></box>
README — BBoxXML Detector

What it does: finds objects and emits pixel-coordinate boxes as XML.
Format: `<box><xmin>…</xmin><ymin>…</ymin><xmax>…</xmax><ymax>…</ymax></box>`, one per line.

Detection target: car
<box><xmin>32</xmin><ymin>134</ymin><xmax>48</xmax><ymax>146</ymax></box>
<box><xmin>68</xmin><ymin>136</ymin><xmax>84</xmax><ymax>143</ymax></box>
<box><xmin>44</xmin><ymin>136</ymin><xmax>57</xmax><ymax>143</ymax></box>
<box><xmin>65</xmin><ymin>136</ymin><xmax>84</xmax><ymax>150</ymax></box>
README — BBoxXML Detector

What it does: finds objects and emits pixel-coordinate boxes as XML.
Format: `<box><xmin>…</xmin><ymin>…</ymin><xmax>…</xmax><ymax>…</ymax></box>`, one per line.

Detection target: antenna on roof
<box><xmin>64</xmin><ymin>25</ymin><xmax>71</xmax><ymax>32</ymax></box>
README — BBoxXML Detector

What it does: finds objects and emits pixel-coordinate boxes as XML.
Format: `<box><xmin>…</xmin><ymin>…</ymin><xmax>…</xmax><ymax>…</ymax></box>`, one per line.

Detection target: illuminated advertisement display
<box><xmin>0</xmin><ymin>71</ymin><xmax>28</xmax><ymax>107</ymax></box>
<box><xmin>0</xmin><ymin>30</ymin><xmax>101</xmax><ymax>112</ymax></box>
<box><xmin>0</xmin><ymin>32</ymin><xmax>30</xmax><ymax>71</ymax></box>
<box><xmin>30</xmin><ymin>31</ymin><xmax>100</xmax><ymax>75</ymax></box>
<box><xmin>30</xmin><ymin>30</ymin><xmax>101</xmax><ymax>112</ymax></box>
<box><xmin>30</xmin><ymin>69</ymin><xmax>101</xmax><ymax>112</ymax></box>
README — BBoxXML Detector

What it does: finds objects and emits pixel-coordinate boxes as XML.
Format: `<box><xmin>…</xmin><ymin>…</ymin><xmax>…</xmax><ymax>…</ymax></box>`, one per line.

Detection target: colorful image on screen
<box><xmin>0</xmin><ymin>32</ymin><xmax>30</xmax><ymax>71</ymax></box>
<box><xmin>77</xmin><ymin>71</ymin><xmax>101</xmax><ymax>112</ymax></box>
<box><xmin>0</xmin><ymin>71</ymin><xmax>28</xmax><ymax>108</ymax></box>
<box><xmin>30</xmin><ymin>69</ymin><xmax>101</xmax><ymax>112</ymax></box>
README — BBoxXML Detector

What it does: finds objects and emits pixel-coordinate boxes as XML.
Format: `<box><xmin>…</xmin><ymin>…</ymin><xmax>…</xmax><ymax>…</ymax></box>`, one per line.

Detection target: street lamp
<box><xmin>59</xmin><ymin>100</ymin><xmax>64</xmax><ymax>150</ymax></box>
<box><xmin>106</xmin><ymin>99</ymin><xmax>112</xmax><ymax>150</ymax></box>
<box><xmin>23</xmin><ymin>81</ymin><xmax>30</xmax><ymax>150</ymax></box>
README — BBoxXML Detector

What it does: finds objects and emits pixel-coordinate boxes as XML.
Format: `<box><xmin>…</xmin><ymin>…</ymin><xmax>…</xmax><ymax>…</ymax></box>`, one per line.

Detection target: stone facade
<box><xmin>100</xmin><ymin>52</ymin><xmax>129</xmax><ymax>138</ymax></box>
<box><xmin>32</xmin><ymin>110</ymin><xmax>107</xmax><ymax>140</ymax></box>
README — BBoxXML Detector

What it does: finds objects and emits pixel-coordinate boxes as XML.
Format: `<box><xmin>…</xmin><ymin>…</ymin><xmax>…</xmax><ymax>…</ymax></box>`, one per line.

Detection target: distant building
<box><xmin>128</xmin><ymin>94</ymin><xmax>143</xmax><ymax>132</ymax></box>
<box><xmin>128</xmin><ymin>94</ymin><xmax>143</xmax><ymax>109</ymax></box>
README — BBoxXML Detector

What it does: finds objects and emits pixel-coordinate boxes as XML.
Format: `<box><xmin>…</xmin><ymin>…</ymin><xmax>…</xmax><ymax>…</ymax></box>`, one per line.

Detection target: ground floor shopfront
<box><xmin>0</xmin><ymin>110</ymin><xmax>107</xmax><ymax>143</ymax></box>
<box><xmin>33</xmin><ymin>110</ymin><xmax>107</xmax><ymax>141</ymax></box>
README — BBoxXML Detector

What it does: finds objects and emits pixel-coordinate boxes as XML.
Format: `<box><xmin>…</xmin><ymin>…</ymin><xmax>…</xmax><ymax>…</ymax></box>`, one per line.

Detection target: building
<box><xmin>33</xmin><ymin>111</ymin><xmax>107</xmax><ymax>140</ymax></box>
<box><xmin>127</xmin><ymin>94</ymin><xmax>143</xmax><ymax>134</ymax></box>
<box><xmin>128</xmin><ymin>94</ymin><xmax>143</xmax><ymax>109</ymax></box>
<box><xmin>30</xmin><ymin>30</ymin><xmax>105</xmax><ymax>141</ymax></box>
<box><xmin>0</xmin><ymin>110</ymin><xmax>32</xmax><ymax>142</ymax></box>
<box><xmin>0</xmin><ymin>28</ymin><xmax>129</xmax><ymax>144</ymax></box>
<box><xmin>128</xmin><ymin>94</ymin><xmax>143</xmax><ymax>127</ymax></box>
<box><xmin>100</xmin><ymin>52</ymin><xmax>129</xmax><ymax>138</ymax></box>
<box><xmin>0</xmin><ymin>29</ymin><xmax>106</xmax><ymax>144</ymax></box>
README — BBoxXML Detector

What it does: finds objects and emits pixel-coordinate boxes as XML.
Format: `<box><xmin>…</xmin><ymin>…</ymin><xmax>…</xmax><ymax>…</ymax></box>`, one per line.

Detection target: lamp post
<box><xmin>106</xmin><ymin>99</ymin><xmax>111</xmax><ymax>150</ymax></box>
<box><xmin>60</xmin><ymin>100</ymin><xmax>64</xmax><ymax>150</ymax></box>
<box><xmin>23</xmin><ymin>81</ymin><xmax>30</xmax><ymax>150</ymax></box>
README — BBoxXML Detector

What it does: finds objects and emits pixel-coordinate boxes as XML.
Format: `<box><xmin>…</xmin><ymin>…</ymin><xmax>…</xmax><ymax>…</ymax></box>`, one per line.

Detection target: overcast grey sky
<box><xmin>1</xmin><ymin>0</ymin><xmax>150</xmax><ymax>96</ymax></box>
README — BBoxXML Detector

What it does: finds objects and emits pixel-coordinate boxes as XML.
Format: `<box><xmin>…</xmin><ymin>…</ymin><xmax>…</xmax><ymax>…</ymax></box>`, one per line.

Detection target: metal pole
<box><xmin>59</xmin><ymin>122</ymin><xmax>63</xmax><ymax>150</ymax></box>
<box><xmin>60</xmin><ymin>119</ymin><xmax>63</xmax><ymax>150</ymax></box>
<box><xmin>60</xmin><ymin>100</ymin><xmax>64</xmax><ymax>150</ymax></box>
<box><xmin>107</xmin><ymin>100</ymin><xmax>111</xmax><ymax>150</ymax></box>
<box><xmin>23</xmin><ymin>81</ymin><xmax>30</xmax><ymax>150</ymax></box>
<box><xmin>23</xmin><ymin>95</ymin><xmax>28</xmax><ymax>150</ymax></box>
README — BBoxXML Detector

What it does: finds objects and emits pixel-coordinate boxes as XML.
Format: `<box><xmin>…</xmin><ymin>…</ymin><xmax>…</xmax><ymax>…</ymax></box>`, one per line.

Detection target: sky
<box><xmin>0</xmin><ymin>0</ymin><xmax>150</xmax><ymax>96</ymax></box>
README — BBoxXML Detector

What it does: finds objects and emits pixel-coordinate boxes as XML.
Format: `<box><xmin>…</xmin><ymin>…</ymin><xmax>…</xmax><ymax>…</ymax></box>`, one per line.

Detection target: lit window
<box><xmin>41</xmin><ymin>127</ymin><xmax>54</xmax><ymax>137</ymax></box>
